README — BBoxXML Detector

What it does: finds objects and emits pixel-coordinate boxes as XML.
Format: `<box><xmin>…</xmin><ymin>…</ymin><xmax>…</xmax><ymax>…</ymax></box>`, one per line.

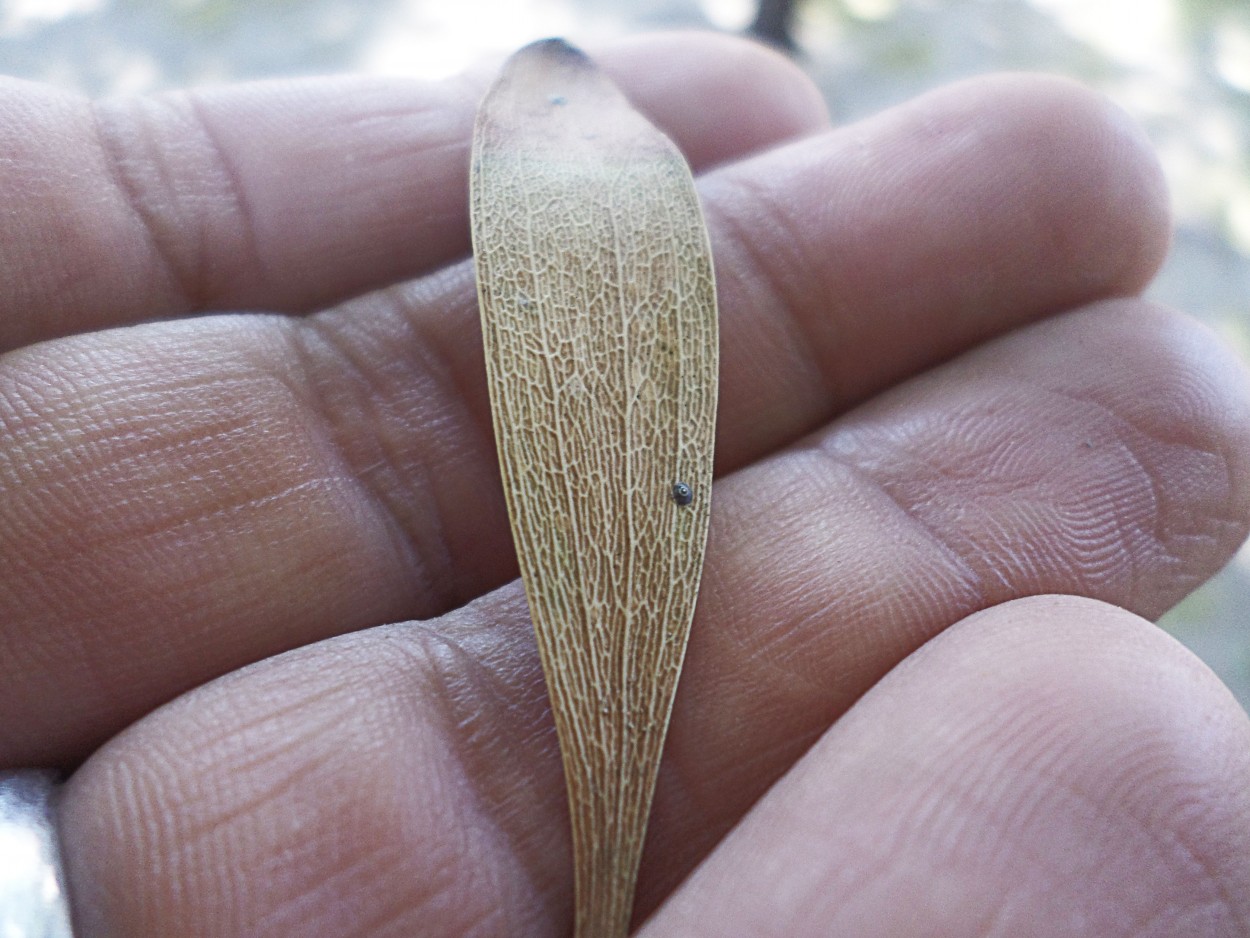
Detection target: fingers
<box><xmin>53</xmin><ymin>304</ymin><xmax>1250</xmax><ymax>935</ymax></box>
<box><xmin>0</xmin><ymin>32</ymin><xmax>827</xmax><ymax>349</ymax></box>
<box><xmin>704</xmin><ymin>72</ymin><xmax>1168</xmax><ymax>466</ymax></box>
<box><xmin>0</xmin><ymin>75</ymin><xmax>1176</xmax><ymax>766</ymax></box>
<box><xmin>638</xmin><ymin>299</ymin><xmax>1250</xmax><ymax>911</ymax></box>
<box><xmin>642</xmin><ymin>596</ymin><xmax>1250</xmax><ymax>937</ymax></box>
<box><xmin>58</xmin><ymin>615</ymin><xmax>563</xmax><ymax>938</ymax></box>
<box><xmin>55</xmin><ymin>589</ymin><xmax>1250</xmax><ymax>936</ymax></box>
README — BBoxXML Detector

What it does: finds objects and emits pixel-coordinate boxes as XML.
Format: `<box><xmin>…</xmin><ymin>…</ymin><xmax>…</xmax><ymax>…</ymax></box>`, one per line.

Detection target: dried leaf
<box><xmin>470</xmin><ymin>38</ymin><xmax>718</xmax><ymax>937</ymax></box>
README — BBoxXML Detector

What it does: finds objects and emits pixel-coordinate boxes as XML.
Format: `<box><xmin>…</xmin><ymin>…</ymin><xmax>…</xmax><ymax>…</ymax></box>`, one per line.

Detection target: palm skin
<box><xmin>0</xmin><ymin>31</ymin><xmax>1246</xmax><ymax>937</ymax></box>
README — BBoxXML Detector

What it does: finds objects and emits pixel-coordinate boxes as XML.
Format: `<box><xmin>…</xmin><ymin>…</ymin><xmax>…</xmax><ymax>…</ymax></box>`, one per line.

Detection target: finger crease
<box><xmin>281</xmin><ymin>314</ymin><xmax>454</xmax><ymax>616</ymax></box>
<box><xmin>183</xmin><ymin>90</ymin><xmax>269</xmax><ymax>303</ymax></box>
<box><xmin>706</xmin><ymin>172</ymin><xmax>846</xmax><ymax>411</ymax></box>
<box><xmin>90</xmin><ymin>97</ymin><xmax>195</xmax><ymax>311</ymax></box>
<box><xmin>812</xmin><ymin>437</ymin><xmax>990</xmax><ymax>604</ymax></box>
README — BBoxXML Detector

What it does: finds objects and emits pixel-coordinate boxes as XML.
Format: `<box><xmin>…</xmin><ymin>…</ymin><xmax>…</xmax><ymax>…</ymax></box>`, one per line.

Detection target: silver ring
<box><xmin>0</xmin><ymin>770</ymin><xmax>76</xmax><ymax>937</ymax></box>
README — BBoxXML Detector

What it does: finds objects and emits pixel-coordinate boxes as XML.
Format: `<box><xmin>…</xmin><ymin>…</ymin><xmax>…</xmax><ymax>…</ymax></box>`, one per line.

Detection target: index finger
<box><xmin>0</xmin><ymin>31</ymin><xmax>828</xmax><ymax>350</ymax></box>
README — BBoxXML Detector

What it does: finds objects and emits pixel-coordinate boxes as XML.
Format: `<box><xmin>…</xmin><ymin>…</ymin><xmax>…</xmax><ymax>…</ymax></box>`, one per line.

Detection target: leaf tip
<box><xmin>522</xmin><ymin>37</ymin><xmax>591</xmax><ymax>64</ymax></box>
<box><xmin>503</xmin><ymin>37</ymin><xmax>597</xmax><ymax>88</ymax></box>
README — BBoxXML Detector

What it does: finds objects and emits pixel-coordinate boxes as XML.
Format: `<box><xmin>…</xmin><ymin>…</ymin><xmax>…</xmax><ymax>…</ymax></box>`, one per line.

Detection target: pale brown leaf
<box><xmin>470</xmin><ymin>38</ymin><xmax>719</xmax><ymax>938</ymax></box>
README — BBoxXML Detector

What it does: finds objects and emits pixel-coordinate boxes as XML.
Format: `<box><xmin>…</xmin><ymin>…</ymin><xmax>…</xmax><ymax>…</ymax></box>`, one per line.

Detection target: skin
<box><xmin>0</xmin><ymin>30</ymin><xmax>1246</xmax><ymax>937</ymax></box>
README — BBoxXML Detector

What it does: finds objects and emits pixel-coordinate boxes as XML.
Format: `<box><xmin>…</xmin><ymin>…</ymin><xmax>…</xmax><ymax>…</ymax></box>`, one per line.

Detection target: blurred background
<box><xmin>1</xmin><ymin>0</ymin><xmax>1247</xmax><ymax>705</ymax></box>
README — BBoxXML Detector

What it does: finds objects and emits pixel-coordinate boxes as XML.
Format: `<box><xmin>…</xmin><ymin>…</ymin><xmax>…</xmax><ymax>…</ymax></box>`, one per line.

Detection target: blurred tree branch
<box><xmin>749</xmin><ymin>0</ymin><xmax>798</xmax><ymax>51</ymax></box>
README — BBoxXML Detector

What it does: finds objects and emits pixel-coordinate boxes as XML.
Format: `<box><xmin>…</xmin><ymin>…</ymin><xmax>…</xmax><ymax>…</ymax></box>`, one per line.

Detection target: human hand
<box><xmin>1</xmin><ymin>31</ymin><xmax>1247</xmax><ymax>937</ymax></box>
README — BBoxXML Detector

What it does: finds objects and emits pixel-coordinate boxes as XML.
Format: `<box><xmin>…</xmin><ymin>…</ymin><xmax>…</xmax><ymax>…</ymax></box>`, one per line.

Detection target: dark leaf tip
<box><xmin>522</xmin><ymin>37</ymin><xmax>591</xmax><ymax>66</ymax></box>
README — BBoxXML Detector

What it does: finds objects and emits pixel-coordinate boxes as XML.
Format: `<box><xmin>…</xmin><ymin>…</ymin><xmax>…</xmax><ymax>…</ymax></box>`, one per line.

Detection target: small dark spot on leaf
<box><xmin>672</xmin><ymin>482</ymin><xmax>693</xmax><ymax>506</ymax></box>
